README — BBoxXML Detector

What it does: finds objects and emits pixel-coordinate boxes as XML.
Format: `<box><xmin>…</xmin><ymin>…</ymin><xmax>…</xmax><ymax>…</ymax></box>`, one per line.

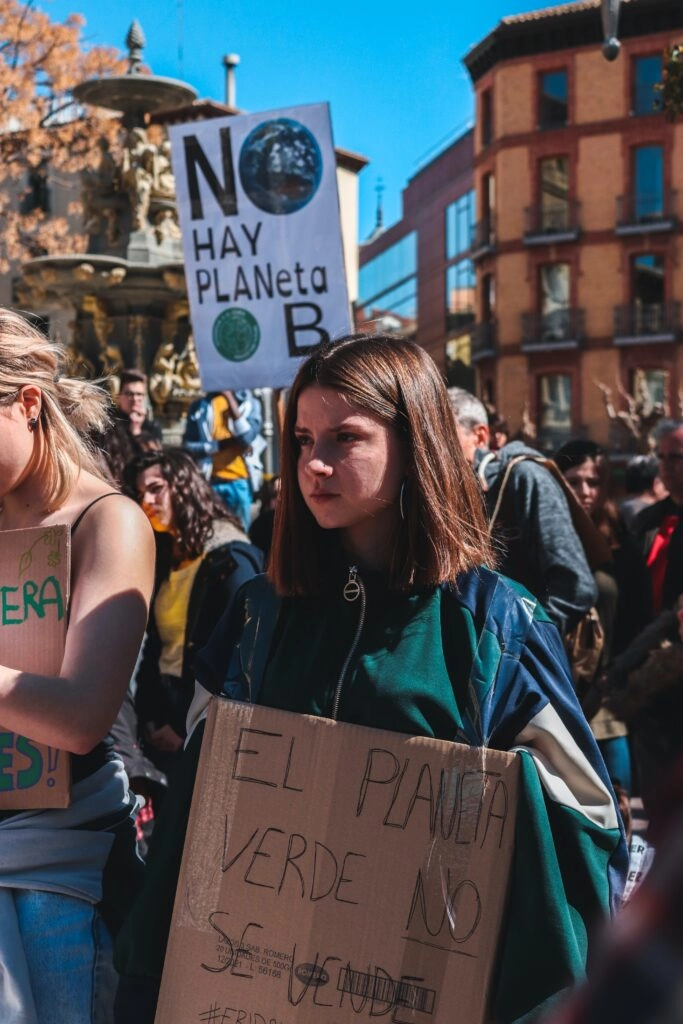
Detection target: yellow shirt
<box><xmin>154</xmin><ymin>555</ymin><xmax>204</xmax><ymax>678</ymax></box>
<box><xmin>211</xmin><ymin>394</ymin><xmax>249</xmax><ymax>482</ymax></box>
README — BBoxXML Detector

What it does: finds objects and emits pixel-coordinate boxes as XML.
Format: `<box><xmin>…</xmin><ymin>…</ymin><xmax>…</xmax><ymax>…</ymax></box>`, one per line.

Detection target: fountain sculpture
<box><xmin>15</xmin><ymin>21</ymin><xmax>204</xmax><ymax>419</ymax></box>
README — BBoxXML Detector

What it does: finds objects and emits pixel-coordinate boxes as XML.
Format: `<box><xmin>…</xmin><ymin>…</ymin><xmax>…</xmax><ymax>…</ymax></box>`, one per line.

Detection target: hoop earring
<box><xmin>399</xmin><ymin>480</ymin><xmax>406</xmax><ymax>522</ymax></box>
<box><xmin>28</xmin><ymin>417</ymin><xmax>38</xmax><ymax>432</ymax></box>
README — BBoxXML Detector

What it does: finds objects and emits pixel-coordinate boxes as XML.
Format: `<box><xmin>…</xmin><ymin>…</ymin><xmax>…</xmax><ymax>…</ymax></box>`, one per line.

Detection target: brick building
<box><xmin>464</xmin><ymin>0</ymin><xmax>683</xmax><ymax>450</ymax></box>
<box><xmin>355</xmin><ymin>129</ymin><xmax>476</xmax><ymax>388</ymax></box>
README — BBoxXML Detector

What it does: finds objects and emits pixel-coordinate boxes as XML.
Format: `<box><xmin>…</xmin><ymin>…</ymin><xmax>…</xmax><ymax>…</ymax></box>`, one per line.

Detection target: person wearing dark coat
<box><xmin>124</xmin><ymin>449</ymin><xmax>263</xmax><ymax>778</ymax></box>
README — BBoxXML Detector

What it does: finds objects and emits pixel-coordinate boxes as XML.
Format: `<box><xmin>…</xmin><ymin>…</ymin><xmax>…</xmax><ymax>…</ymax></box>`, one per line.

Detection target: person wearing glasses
<box><xmin>634</xmin><ymin>421</ymin><xmax>683</xmax><ymax>615</ymax></box>
<box><xmin>117</xmin><ymin>370</ymin><xmax>162</xmax><ymax>443</ymax></box>
<box><xmin>96</xmin><ymin>370</ymin><xmax>162</xmax><ymax>487</ymax></box>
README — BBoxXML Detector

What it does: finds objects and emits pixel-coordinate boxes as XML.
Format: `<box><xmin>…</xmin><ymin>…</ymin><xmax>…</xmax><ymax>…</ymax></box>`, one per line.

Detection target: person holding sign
<box><xmin>117</xmin><ymin>334</ymin><xmax>627</xmax><ymax>1024</ymax></box>
<box><xmin>0</xmin><ymin>308</ymin><xmax>155</xmax><ymax>1024</ymax></box>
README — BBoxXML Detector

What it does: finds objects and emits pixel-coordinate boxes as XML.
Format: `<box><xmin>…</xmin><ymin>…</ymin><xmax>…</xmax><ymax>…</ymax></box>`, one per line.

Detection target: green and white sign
<box><xmin>170</xmin><ymin>103</ymin><xmax>351</xmax><ymax>389</ymax></box>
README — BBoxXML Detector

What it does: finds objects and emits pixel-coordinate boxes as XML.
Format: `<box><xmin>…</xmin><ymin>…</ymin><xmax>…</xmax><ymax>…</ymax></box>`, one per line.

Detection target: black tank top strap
<box><xmin>71</xmin><ymin>492</ymin><xmax>123</xmax><ymax>535</ymax></box>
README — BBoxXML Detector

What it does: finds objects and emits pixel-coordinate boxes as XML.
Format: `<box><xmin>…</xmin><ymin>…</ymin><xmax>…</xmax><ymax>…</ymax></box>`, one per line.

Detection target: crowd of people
<box><xmin>0</xmin><ymin>306</ymin><xmax>681</xmax><ymax>1023</ymax></box>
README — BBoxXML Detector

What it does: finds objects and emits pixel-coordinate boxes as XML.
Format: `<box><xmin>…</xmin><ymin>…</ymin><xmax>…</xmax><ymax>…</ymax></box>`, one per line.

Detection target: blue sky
<box><xmin>41</xmin><ymin>0</ymin><xmax>580</xmax><ymax>239</ymax></box>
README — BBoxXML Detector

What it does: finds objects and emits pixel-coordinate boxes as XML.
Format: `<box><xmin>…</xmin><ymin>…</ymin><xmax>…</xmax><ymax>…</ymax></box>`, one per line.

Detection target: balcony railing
<box><xmin>616</xmin><ymin>191</ymin><xmax>677</xmax><ymax>234</ymax></box>
<box><xmin>524</xmin><ymin>201</ymin><xmax>581</xmax><ymax>244</ymax></box>
<box><xmin>470</xmin><ymin>320</ymin><xmax>497</xmax><ymax>361</ymax></box>
<box><xmin>614</xmin><ymin>302</ymin><xmax>680</xmax><ymax>344</ymax></box>
<box><xmin>470</xmin><ymin>215</ymin><xmax>496</xmax><ymax>260</ymax></box>
<box><xmin>521</xmin><ymin>308</ymin><xmax>585</xmax><ymax>350</ymax></box>
<box><xmin>446</xmin><ymin>310</ymin><xmax>476</xmax><ymax>334</ymax></box>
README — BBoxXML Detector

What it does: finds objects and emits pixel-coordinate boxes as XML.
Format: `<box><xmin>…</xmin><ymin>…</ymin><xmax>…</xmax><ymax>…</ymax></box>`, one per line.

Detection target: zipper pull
<box><xmin>343</xmin><ymin>565</ymin><xmax>361</xmax><ymax>602</ymax></box>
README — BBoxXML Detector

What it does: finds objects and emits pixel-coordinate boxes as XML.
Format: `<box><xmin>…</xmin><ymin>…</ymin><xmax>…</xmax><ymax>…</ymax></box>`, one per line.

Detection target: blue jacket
<box><xmin>117</xmin><ymin>565</ymin><xmax>627</xmax><ymax>1024</ymax></box>
<box><xmin>194</xmin><ymin>565</ymin><xmax>627</xmax><ymax>1022</ymax></box>
<box><xmin>182</xmin><ymin>390</ymin><xmax>263</xmax><ymax>485</ymax></box>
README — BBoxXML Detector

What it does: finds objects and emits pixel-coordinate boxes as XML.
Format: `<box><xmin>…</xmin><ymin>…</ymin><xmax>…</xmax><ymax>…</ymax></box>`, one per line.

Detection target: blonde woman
<box><xmin>0</xmin><ymin>308</ymin><xmax>155</xmax><ymax>1024</ymax></box>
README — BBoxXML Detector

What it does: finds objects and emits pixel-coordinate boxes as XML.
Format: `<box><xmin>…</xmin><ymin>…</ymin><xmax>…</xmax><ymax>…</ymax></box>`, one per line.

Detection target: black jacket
<box><xmin>634</xmin><ymin>496</ymin><xmax>683</xmax><ymax>611</ymax></box>
<box><xmin>135</xmin><ymin>521</ymin><xmax>263</xmax><ymax>736</ymax></box>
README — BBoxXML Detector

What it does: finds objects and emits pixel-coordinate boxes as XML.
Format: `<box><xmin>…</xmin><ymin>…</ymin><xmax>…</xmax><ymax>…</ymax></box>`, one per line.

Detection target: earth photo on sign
<box><xmin>238</xmin><ymin>118</ymin><xmax>323</xmax><ymax>215</ymax></box>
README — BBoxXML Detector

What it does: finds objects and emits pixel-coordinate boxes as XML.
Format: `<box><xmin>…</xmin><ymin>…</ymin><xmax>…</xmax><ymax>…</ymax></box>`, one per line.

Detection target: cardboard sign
<box><xmin>169</xmin><ymin>103</ymin><xmax>352</xmax><ymax>390</ymax></box>
<box><xmin>156</xmin><ymin>699</ymin><xmax>519</xmax><ymax>1024</ymax></box>
<box><xmin>0</xmin><ymin>526</ymin><xmax>70</xmax><ymax>808</ymax></box>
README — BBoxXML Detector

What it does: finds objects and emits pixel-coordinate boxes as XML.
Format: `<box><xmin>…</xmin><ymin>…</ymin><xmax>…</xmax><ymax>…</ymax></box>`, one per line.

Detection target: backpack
<box><xmin>485</xmin><ymin>453</ymin><xmax>610</xmax><ymax>697</ymax></box>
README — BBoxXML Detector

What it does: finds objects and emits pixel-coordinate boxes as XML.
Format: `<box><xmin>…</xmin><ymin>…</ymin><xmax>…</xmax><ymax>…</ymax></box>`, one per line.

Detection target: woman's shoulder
<box><xmin>206</xmin><ymin>518</ymin><xmax>249</xmax><ymax>550</ymax></box>
<box><xmin>202</xmin><ymin>521</ymin><xmax>264</xmax><ymax>577</ymax></box>
<box><xmin>62</xmin><ymin>483</ymin><xmax>154</xmax><ymax>576</ymax></box>
<box><xmin>448</xmin><ymin>565</ymin><xmax>552</xmax><ymax>632</ymax></box>
<box><xmin>44</xmin><ymin>477</ymin><xmax>148</xmax><ymax>540</ymax></box>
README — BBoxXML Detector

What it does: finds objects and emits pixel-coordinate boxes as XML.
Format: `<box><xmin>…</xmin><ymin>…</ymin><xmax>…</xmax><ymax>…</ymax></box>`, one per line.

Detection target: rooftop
<box><xmin>464</xmin><ymin>0</ymin><xmax>683</xmax><ymax>83</ymax></box>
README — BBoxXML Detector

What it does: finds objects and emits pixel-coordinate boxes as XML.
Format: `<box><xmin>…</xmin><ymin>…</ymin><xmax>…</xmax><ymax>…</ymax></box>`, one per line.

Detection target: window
<box><xmin>540</xmin><ymin>157</ymin><xmax>570</xmax><ymax>232</ymax></box>
<box><xmin>538</xmin><ymin>374</ymin><xmax>572</xmax><ymax>450</ymax></box>
<box><xmin>633</xmin><ymin>368</ymin><xmax>668</xmax><ymax>408</ymax></box>
<box><xmin>445</xmin><ymin>191</ymin><xmax>475</xmax><ymax>261</ymax></box>
<box><xmin>475</xmin><ymin>173</ymin><xmax>496</xmax><ymax>250</ymax></box>
<box><xmin>633</xmin><ymin>55</ymin><xmax>663</xmax><ymax>116</ymax></box>
<box><xmin>632</xmin><ymin>252</ymin><xmax>665</xmax><ymax>333</ymax></box>
<box><xmin>540</xmin><ymin>263</ymin><xmax>571</xmax><ymax>340</ymax></box>
<box><xmin>633</xmin><ymin>145</ymin><xmax>664</xmax><ymax>221</ymax></box>
<box><xmin>632</xmin><ymin>252</ymin><xmax>664</xmax><ymax>304</ymax></box>
<box><xmin>481</xmin><ymin>273</ymin><xmax>495</xmax><ymax>319</ymax></box>
<box><xmin>481</xmin><ymin>89</ymin><xmax>493</xmax><ymax>147</ymax></box>
<box><xmin>482</xmin><ymin>173</ymin><xmax>495</xmax><ymax>219</ymax></box>
<box><xmin>446</xmin><ymin>259</ymin><xmax>476</xmax><ymax>330</ymax></box>
<box><xmin>357</xmin><ymin>232</ymin><xmax>417</xmax><ymax>334</ymax></box>
<box><xmin>539</xmin><ymin>70</ymin><xmax>568</xmax><ymax>129</ymax></box>
<box><xmin>445</xmin><ymin>335</ymin><xmax>475</xmax><ymax>391</ymax></box>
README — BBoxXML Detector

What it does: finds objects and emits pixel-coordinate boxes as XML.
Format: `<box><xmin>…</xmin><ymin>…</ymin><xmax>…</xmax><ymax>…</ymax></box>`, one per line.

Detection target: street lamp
<box><xmin>601</xmin><ymin>0</ymin><xmax>622</xmax><ymax>60</ymax></box>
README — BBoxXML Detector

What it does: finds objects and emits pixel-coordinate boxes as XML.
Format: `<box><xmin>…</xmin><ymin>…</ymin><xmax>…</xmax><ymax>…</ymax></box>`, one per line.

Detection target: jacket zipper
<box><xmin>330</xmin><ymin>566</ymin><xmax>366</xmax><ymax>720</ymax></box>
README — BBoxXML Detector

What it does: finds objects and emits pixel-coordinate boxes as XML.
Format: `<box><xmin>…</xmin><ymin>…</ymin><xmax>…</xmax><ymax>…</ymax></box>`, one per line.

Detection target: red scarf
<box><xmin>647</xmin><ymin>514</ymin><xmax>679</xmax><ymax>613</ymax></box>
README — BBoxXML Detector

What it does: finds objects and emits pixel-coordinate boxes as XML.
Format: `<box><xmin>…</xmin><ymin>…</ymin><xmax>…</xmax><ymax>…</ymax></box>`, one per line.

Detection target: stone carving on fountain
<box><xmin>16</xmin><ymin>20</ymin><xmax>203</xmax><ymax>417</ymax></box>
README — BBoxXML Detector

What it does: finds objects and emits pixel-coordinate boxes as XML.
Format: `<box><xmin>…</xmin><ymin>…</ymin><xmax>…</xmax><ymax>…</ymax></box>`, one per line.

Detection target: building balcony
<box><xmin>470</xmin><ymin>320</ymin><xmax>497</xmax><ymax>362</ymax></box>
<box><xmin>613</xmin><ymin>302</ymin><xmax>680</xmax><ymax>345</ymax></box>
<box><xmin>446</xmin><ymin>310</ymin><xmax>476</xmax><ymax>334</ymax></box>
<box><xmin>470</xmin><ymin>216</ymin><xmax>496</xmax><ymax>260</ymax></box>
<box><xmin>521</xmin><ymin>308</ymin><xmax>585</xmax><ymax>351</ymax></box>
<box><xmin>524</xmin><ymin>201</ymin><xmax>581</xmax><ymax>245</ymax></box>
<box><xmin>616</xmin><ymin>191</ymin><xmax>677</xmax><ymax>234</ymax></box>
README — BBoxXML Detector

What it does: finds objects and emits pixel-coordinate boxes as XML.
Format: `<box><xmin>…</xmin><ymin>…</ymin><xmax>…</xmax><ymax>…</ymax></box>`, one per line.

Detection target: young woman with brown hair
<box><xmin>0</xmin><ymin>307</ymin><xmax>155</xmax><ymax>1023</ymax></box>
<box><xmin>117</xmin><ymin>334</ymin><xmax>626</xmax><ymax>1024</ymax></box>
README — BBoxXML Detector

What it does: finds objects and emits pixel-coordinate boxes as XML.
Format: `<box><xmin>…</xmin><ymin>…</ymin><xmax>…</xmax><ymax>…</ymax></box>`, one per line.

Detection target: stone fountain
<box><xmin>15</xmin><ymin>21</ymin><xmax>204</xmax><ymax>419</ymax></box>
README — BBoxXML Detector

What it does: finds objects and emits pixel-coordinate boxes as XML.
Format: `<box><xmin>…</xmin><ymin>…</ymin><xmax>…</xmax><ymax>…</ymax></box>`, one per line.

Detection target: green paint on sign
<box><xmin>212</xmin><ymin>308</ymin><xmax>261</xmax><ymax>363</ymax></box>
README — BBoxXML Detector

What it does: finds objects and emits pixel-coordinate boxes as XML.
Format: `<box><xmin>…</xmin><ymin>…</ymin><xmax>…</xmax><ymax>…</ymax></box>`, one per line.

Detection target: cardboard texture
<box><xmin>157</xmin><ymin>698</ymin><xmax>520</xmax><ymax>1024</ymax></box>
<box><xmin>0</xmin><ymin>525</ymin><xmax>70</xmax><ymax>808</ymax></box>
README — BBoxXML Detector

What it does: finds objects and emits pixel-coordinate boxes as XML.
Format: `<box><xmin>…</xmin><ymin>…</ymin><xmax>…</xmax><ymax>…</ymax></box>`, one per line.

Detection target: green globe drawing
<box><xmin>212</xmin><ymin>308</ymin><xmax>261</xmax><ymax>362</ymax></box>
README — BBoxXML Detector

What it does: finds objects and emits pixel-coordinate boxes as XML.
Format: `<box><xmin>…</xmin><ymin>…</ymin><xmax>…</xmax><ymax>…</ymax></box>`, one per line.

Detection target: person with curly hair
<box><xmin>124</xmin><ymin>449</ymin><xmax>263</xmax><ymax>777</ymax></box>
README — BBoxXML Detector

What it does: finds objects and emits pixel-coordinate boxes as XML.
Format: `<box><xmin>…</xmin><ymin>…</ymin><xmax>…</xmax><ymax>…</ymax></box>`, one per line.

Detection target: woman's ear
<box><xmin>16</xmin><ymin>385</ymin><xmax>42</xmax><ymax>426</ymax></box>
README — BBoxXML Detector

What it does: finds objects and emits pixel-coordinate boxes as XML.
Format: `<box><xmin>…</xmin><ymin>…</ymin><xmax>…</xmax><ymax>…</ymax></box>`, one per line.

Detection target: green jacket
<box><xmin>116</xmin><ymin>564</ymin><xmax>626</xmax><ymax>1023</ymax></box>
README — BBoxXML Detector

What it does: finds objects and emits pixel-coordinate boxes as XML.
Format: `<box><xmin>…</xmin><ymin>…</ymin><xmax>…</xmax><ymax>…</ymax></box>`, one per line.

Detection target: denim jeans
<box><xmin>10</xmin><ymin>889</ymin><xmax>117</xmax><ymax>1024</ymax></box>
<box><xmin>211</xmin><ymin>477</ymin><xmax>252</xmax><ymax>532</ymax></box>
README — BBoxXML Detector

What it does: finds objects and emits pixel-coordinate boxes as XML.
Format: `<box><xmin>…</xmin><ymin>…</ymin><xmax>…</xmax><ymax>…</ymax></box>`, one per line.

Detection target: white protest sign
<box><xmin>169</xmin><ymin>103</ymin><xmax>351</xmax><ymax>390</ymax></box>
